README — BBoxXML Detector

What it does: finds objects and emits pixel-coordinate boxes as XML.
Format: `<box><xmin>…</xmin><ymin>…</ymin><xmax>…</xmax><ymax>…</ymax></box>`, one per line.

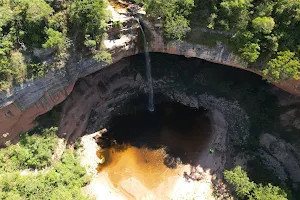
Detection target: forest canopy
<box><xmin>0</xmin><ymin>127</ymin><xmax>90</xmax><ymax>199</ymax></box>
<box><xmin>0</xmin><ymin>0</ymin><xmax>299</xmax><ymax>90</ymax></box>
<box><xmin>137</xmin><ymin>0</ymin><xmax>300</xmax><ymax>81</ymax></box>
<box><xmin>0</xmin><ymin>0</ymin><xmax>110</xmax><ymax>91</ymax></box>
<box><xmin>224</xmin><ymin>166</ymin><xmax>288</xmax><ymax>200</ymax></box>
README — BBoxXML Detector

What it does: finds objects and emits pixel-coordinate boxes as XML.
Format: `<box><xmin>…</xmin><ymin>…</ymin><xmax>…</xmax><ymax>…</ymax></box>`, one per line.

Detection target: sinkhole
<box><xmin>95</xmin><ymin>100</ymin><xmax>214</xmax><ymax>189</ymax></box>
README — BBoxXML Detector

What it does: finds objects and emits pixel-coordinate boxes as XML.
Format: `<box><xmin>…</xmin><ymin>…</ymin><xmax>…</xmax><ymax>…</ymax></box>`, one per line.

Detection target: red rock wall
<box><xmin>0</xmin><ymin>83</ymin><xmax>75</xmax><ymax>146</ymax></box>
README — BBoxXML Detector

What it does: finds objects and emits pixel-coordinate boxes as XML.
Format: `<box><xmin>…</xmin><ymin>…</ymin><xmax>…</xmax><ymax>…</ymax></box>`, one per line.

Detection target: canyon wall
<box><xmin>62</xmin><ymin>53</ymin><xmax>300</xmax><ymax>186</ymax></box>
<box><xmin>0</xmin><ymin>7</ymin><xmax>300</xmax><ymax>146</ymax></box>
<box><xmin>0</xmin><ymin>15</ymin><xmax>139</xmax><ymax>145</ymax></box>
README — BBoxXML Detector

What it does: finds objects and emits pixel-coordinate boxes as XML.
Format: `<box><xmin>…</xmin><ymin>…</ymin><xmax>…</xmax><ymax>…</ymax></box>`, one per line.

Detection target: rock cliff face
<box><xmin>141</xmin><ymin>17</ymin><xmax>300</xmax><ymax>96</ymax></box>
<box><xmin>0</xmin><ymin>16</ymin><xmax>139</xmax><ymax>146</ymax></box>
<box><xmin>58</xmin><ymin>58</ymin><xmax>146</xmax><ymax>142</ymax></box>
<box><xmin>60</xmin><ymin>53</ymin><xmax>300</xmax><ymax>186</ymax></box>
<box><xmin>0</xmin><ymin>5</ymin><xmax>300</xmax><ymax>146</ymax></box>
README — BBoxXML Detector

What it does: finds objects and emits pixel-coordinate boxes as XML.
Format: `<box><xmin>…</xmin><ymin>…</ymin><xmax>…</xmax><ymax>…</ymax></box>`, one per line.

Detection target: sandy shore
<box><xmin>80</xmin><ymin>109</ymin><xmax>228</xmax><ymax>200</ymax></box>
<box><xmin>84</xmin><ymin>166</ymin><xmax>215</xmax><ymax>200</ymax></box>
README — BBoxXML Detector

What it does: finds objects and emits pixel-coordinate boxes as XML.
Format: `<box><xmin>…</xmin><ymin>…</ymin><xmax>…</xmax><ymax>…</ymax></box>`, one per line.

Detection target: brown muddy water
<box><xmin>96</xmin><ymin>102</ymin><xmax>213</xmax><ymax>189</ymax></box>
<box><xmin>97</xmin><ymin>145</ymin><xmax>179</xmax><ymax>189</ymax></box>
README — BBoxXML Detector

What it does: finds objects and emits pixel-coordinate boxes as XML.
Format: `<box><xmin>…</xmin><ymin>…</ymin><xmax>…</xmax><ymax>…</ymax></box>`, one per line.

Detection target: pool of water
<box><xmin>96</xmin><ymin>102</ymin><xmax>213</xmax><ymax>189</ymax></box>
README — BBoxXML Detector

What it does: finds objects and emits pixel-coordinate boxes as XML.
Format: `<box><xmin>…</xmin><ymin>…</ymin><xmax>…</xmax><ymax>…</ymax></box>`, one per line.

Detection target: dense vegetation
<box><xmin>0</xmin><ymin>127</ymin><xmax>58</xmax><ymax>172</ymax></box>
<box><xmin>0</xmin><ymin>127</ymin><xmax>90</xmax><ymax>199</ymax></box>
<box><xmin>136</xmin><ymin>0</ymin><xmax>300</xmax><ymax>81</ymax></box>
<box><xmin>224</xmin><ymin>166</ymin><xmax>288</xmax><ymax>200</ymax></box>
<box><xmin>0</xmin><ymin>0</ymin><xmax>110</xmax><ymax>90</ymax></box>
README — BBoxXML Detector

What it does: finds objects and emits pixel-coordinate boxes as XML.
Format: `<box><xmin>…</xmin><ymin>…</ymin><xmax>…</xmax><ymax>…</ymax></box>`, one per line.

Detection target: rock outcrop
<box><xmin>140</xmin><ymin>17</ymin><xmax>300</xmax><ymax>96</ymax></box>
<box><xmin>58</xmin><ymin>58</ymin><xmax>145</xmax><ymax>142</ymax></box>
<box><xmin>259</xmin><ymin>133</ymin><xmax>300</xmax><ymax>183</ymax></box>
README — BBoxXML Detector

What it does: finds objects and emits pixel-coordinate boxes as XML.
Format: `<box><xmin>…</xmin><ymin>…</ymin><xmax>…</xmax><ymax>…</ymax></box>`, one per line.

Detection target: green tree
<box><xmin>22</xmin><ymin>0</ymin><xmax>54</xmax><ymax>45</ymax></box>
<box><xmin>252</xmin><ymin>16</ymin><xmax>275</xmax><ymax>34</ymax></box>
<box><xmin>224</xmin><ymin>166</ymin><xmax>288</xmax><ymax>200</ymax></box>
<box><xmin>24</xmin><ymin>0</ymin><xmax>54</xmax><ymax>22</ymax></box>
<box><xmin>0</xmin><ymin>127</ymin><xmax>58</xmax><ymax>172</ymax></box>
<box><xmin>254</xmin><ymin>1</ymin><xmax>274</xmax><ymax>17</ymax></box>
<box><xmin>10</xmin><ymin>51</ymin><xmax>27</xmax><ymax>83</ymax></box>
<box><xmin>0</xmin><ymin>0</ymin><xmax>111</xmax><ymax>91</ymax></box>
<box><xmin>0</xmin><ymin>2</ymin><xmax>14</xmax><ymax>27</ymax></box>
<box><xmin>0</xmin><ymin>127</ymin><xmax>91</xmax><ymax>199</ymax></box>
<box><xmin>219</xmin><ymin>0</ymin><xmax>253</xmax><ymax>31</ymax></box>
<box><xmin>43</xmin><ymin>28</ymin><xmax>70</xmax><ymax>59</ymax></box>
<box><xmin>252</xmin><ymin>184</ymin><xmax>288</xmax><ymax>200</ymax></box>
<box><xmin>69</xmin><ymin>0</ymin><xmax>109</xmax><ymax>41</ymax></box>
<box><xmin>135</xmin><ymin>0</ymin><xmax>194</xmax><ymax>40</ymax></box>
<box><xmin>48</xmin><ymin>11</ymin><xmax>68</xmax><ymax>32</ymax></box>
<box><xmin>93</xmin><ymin>51</ymin><xmax>112</xmax><ymax>63</ymax></box>
<box><xmin>263</xmin><ymin>51</ymin><xmax>300</xmax><ymax>81</ymax></box>
<box><xmin>224</xmin><ymin>166</ymin><xmax>256</xmax><ymax>198</ymax></box>
<box><xmin>164</xmin><ymin>15</ymin><xmax>191</xmax><ymax>40</ymax></box>
<box><xmin>239</xmin><ymin>42</ymin><xmax>260</xmax><ymax>63</ymax></box>
<box><xmin>43</xmin><ymin>28</ymin><xmax>65</xmax><ymax>49</ymax></box>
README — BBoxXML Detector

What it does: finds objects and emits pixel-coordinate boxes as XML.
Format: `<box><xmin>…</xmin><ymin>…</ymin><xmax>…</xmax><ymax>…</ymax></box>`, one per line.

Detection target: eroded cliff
<box><xmin>0</xmin><ymin>2</ymin><xmax>300</xmax><ymax>147</ymax></box>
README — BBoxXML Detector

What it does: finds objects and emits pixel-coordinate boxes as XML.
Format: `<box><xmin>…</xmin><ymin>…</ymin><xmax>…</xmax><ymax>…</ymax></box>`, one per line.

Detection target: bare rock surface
<box><xmin>260</xmin><ymin>133</ymin><xmax>300</xmax><ymax>183</ymax></box>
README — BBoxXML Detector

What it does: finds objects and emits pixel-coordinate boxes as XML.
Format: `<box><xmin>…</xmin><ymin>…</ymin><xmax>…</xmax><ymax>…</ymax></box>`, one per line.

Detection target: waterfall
<box><xmin>137</xmin><ymin>19</ymin><xmax>154</xmax><ymax>112</ymax></box>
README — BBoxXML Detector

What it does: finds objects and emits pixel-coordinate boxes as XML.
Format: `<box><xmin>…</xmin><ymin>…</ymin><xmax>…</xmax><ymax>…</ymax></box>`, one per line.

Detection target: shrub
<box><xmin>263</xmin><ymin>51</ymin><xmax>300</xmax><ymax>81</ymax></box>
<box><xmin>0</xmin><ymin>127</ymin><xmax>58</xmax><ymax>173</ymax></box>
<box><xmin>0</xmin><ymin>150</ymin><xmax>90</xmax><ymax>200</ymax></box>
<box><xmin>239</xmin><ymin>42</ymin><xmax>260</xmax><ymax>63</ymax></box>
<box><xmin>93</xmin><ymin>51</ymin><xmax>112</xmax><ymax>63</ymax></box>
<box><xmin>136</xmin><ymin>0</ymin><xmax>194</xmax><ymax>40</ymax></box>
<box><xmin>0</xmin><ymin>127</ymin><xmax>91</xmax><ymax>199</ymax></box>
<box><xmin>224</xmin><ymin>166</ymin><xmax>288</xmax><ymax>200</ymax></box>
<box><xmin>252</xmin><ymin>16</ymin><xmax>275</xmax><ymax>34</ymax></box>
<box><xmin>164</xmin><ymin>15</ymin><xmax>191</xmax><ymax>40</ymax></box>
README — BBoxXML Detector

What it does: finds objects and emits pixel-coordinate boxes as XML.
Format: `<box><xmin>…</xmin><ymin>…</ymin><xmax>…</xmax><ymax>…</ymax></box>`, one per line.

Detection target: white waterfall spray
<box><xmin>137</xmin><ymin>19</ymin><xmax>154</xmax><ymax>112</ymax></box>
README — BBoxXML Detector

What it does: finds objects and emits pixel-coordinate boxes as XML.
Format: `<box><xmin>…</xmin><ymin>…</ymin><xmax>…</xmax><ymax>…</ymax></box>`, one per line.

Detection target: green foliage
<box><xmin>43</xmin><ymin>28</ymin><xmax>70</xmax><ymax>59</ymax></box>
<box><xmin>27</xmin><ymin>63</ymin><xmax>48</xmax><ymax>79</ymax></box>
<box><xmin>10</xmin><ymin>51</ymin><xmax>27</xmax><ymax>83</ymax></box>
<box><xmin>186</xmin><ymin>0</ymin><xmax>300</xmax><ymax>80</ymax></box>
<box><xmin>164</xmin><ymin>15</ymin><xmax>191</xmax><ymax>40</ymax></box>
<box><xmin>252</xmin><ymin>184</ymin><xmax>288</xmax><ymax>200</ymax></box>
<box><xmin>24</xmin><ymin>0</ymin><xmax>54</xmax><ymax>22</ymax></box>
<box><xmin>224</xmin><ymin>166</ymin><xmax>288</xmax><ymax>200</ymax></box>
<box><xmin>0</xmin><ymin>0</ymin><xmax>109</xmax><ymax>91</ymax></box>
<box><xmin>224</xmin><ymin>166</ymin><xmax>256</xmax><ymax>198</ymax></box>
<box><xmin>254</xmin><ymin>1</ymin><xmax>274</xmax><ymax>17</ymax></box>
<box><xmin>136</xmin><ymin>0</ymin><xmax>194</xmax><ymax>40</ymax></box>
<box><xmin>69</xmin><ymin>0</ymin><xmax>110</xmax><ymax>42</ymax></box>
<box><xmin>239</xmin><ymin>42</ymin><xmax>260</xmax><ymax>63</ymax></box>
<box><xmin>252</xmin><ymin>17</ymin><xmax>275</xmax><ymax>34</ymax></box>
<box><xmin>93</xmin><ymin>50</ymin><xmax>112</xmax><ymax>63</ymax></box>
<box><xmin>0</xmin><ymin>127</ymin><xmax>90</xmax><ymax>199</ymax></box>
<box><xmin>0</xmin><ymin>3</ymin><xmax>14</xmax><ymax>27</ymax></box>
<box><xmin>219</xmin><ymin>0</ymin><xmax>253</xmax><ymax>31</ymax></box>
<box><xmin>84</xmin><ymin>35</ymin><xmax>97</xmax><ymax>50</ymax></box>
<box><xmin>0</xmin><ymin>150</ymin><xmax>90</xmax><ymax>200</ymax></box>
<box><xmin>0</xmin><ymin>127</ymin><xmax>58</xmax><ymax>173</ymax></box>
<box><xmin>263</xmin><ymin>51</ymin><xmax>300</xmax><ymax>81</ymax></box>
<box><xmin>84</xmin><ymin>39</ymin><xmax>97</xmax><ymax>49</ymax></box>
<box><xmin>43</xmin><ymin>28</ymin><xmax>65</xmax><ymax>49</ymax></box>
<box><xmin>48</xmin><ymin>11</ymin><xmax>68</xmax><ymax>32</ymax></box>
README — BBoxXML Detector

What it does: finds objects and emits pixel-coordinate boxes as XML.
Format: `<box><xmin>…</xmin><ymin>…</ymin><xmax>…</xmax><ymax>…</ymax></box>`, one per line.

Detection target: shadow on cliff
<box><xmin>102</xmin><ymin>101</ymin><xmax>212</xmax><ymax>167</ymax></box>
